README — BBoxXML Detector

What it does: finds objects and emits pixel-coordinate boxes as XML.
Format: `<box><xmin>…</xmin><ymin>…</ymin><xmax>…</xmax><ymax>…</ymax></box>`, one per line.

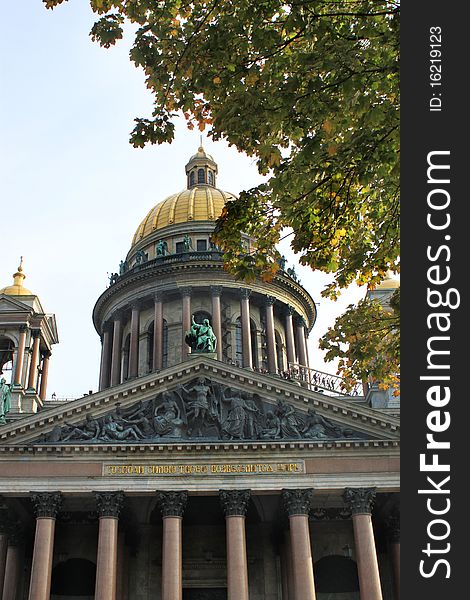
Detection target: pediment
<box><xmin>0</xmin><ymin>357</ymin><xmax>399</xmax><ymax>447</ymax></box>
<box><xmin>0</xmin><ymin>295</ymin><xmax>34</xmax><ymax>314</ymax></box>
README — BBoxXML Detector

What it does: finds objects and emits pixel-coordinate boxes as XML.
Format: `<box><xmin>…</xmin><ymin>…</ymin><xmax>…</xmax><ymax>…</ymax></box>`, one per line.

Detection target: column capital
<box><xmin>180</xmin><ymin>286</ymin><xmax>193</xmax><ymax>298</ymax></box>
<box><xmin>30</xmin><ymin>491</ymin><xmax>63</xmax><ymax>519</ymax></box>
<box><xmin>42</xmin><ymin>350</ymin><xmax>52</xmax><ymax>359</ymax></box>
<box><xmin>19</xmin><ymin>324</ymin><xmax>29</xmax><ymax>333</ymax></box>
<box><xmin>130</xmin><ymin>301</ymin><xmax>141</xmax><ymax>311</ymax></box>
<box><xmin>343</xmin><ymin>487</ymin><xmax>377</xmax><ymax>515</ymax></box>
<box><xmin>239</xmin><ymin>288</ymin><xmax>252</xmax><ymax>300</ymax></box>
<box><xmin>282</xmin><ymin>488</ymin><xmax>314</xmax><ymax>516</ymax></box>
<box><xmin>112</xmin><ymin>309</ymin><xmax>124</xmax><ymax>322</ymax></box>
<box><xmin>219</xmin><ymin>489</ymin><xmax>251</xmax><ymax>517</ymax></box>
<box><xmin>154</xmin><ymin>291</ymin><xmax>164</xmax><ymax>302</ymax></box>
<box><xmin>31</xmin><ymin>329</ymin><xmax>41</xmax><ymax>339</ymax></box>
<box><xmin>156</xmin><ymin>490</ymin><xmax>188</xmax><ymax>517</ymax></box>
<box><xmin>102</xmin><ymin>321</ymin><xmax>113</xmax><ymax>335</ymax></box>
<box><xmin>285</xmin><ymin>305</ymin><xmax>296</xmax><ymax>317</ymax></box>
<box><xmin>210</xmin><ymin>285</ymin><xmax>223</xmax><ymax>297</ymax></box>
<box><xmin>94</xmin><ymin>491</ymin><xmax>125</xmax><ymax>518</ymax></box>
<box><xmin>295</xmin><ymin>316</ymin><xmax>307</xmax><ymax>328</ymax></box>
<box><xmin>265</xmin><ymin>295</ymin><xmax>276</xmax><ymax>306</ymax></box>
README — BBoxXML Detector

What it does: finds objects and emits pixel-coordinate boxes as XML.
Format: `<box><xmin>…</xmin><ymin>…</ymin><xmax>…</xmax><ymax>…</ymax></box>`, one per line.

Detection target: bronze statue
<box><xmin>185</xmin><ymin>316</ymin><xmax>217</xmax><ymax>353</ymax></box>
<box><xmin>0</xmin><ymin>378</ymin><xmax>12</xmax><ymax>425</ymax></box>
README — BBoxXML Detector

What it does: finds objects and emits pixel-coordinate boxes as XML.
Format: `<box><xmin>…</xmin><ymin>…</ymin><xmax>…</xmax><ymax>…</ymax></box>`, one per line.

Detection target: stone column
<box><xmin>153</xmin><ymin>293</ymin><xmax>163</xmax><ymax>371</ymax></box>
<box><xmin>39</xmin><ymin>351</ymin><xmax>51</xmax><ymax>401</ymax></box>
<box><xmin>239</xmin><ymin>289</ymin><xmax>253</xmax><ymax>369</ymax></box>
<box><xmin>99</xmin><ymin>323</ymin><xmax>112</xmax><ymax>391</ymax></box>
<box><xmin>156</xmin><ymin>491</ymin><xmax>188</xmax><ymax>600</ymax></box>
<box><xmin>129</xmin><ymin>304</ymin><xmax>140</xmax><ymax>378</ymax></box>
<box><xmin>265</xmin><ymin>296</ymin><xmax>278</xmax><ymax>374</ymax></box>
<box><xmin>387</xmin><ymin>514</ymin><xmax>400</xmax><ymax>600</ymax></box>
<box><xmin>220</xmin><ymin>489</ymin><xmax>251</xmax><ymax>600</ymax></box>
<box><xmin>211</xmin><ymin>286</ymin><xmax>223</xmax><ymax>361</ymax></box>
<box><xmin>285</xmin><ymin>307</ymin><xmax>297</xmax><ymax>367</ymax></box>
<box><xmin>295</xmin><ymin>318</ymin><xmax>308</xmax><ymax>367</ymax></box>
<box><xmin>27</xmin><ymin>330</ymin><xmax>41</xmax><ymax>390</ymax></box>
<box><xmin>110</xmin><ymin>313</ymin><xmax>123</xmax><ymax>387</ymax></box>
<box><xmin>2</xmin><ymin>530</ymin><xmax>22</xmax><ymax>600</ymax></box>
<box><xmin>13</xmin><ymin>326</ymin><xmax>27</xmax><ymax>386</ymax></box>
<box><xmin>94</xmin><ymin>491</ymin><xmax>125</xmax><ymax>600</ymax></box>
<box><xmin>181</xmin><ymin>287</ymin><xmax>192</xmax><ymax>360</ymax></box>
<box><xmin>343</xmin><ymin>488</ymin><xmax>383</xmax><ymax>600</ymax></box>
<box><xmin>282</xmin><ymin>489</ymin><xmax>316</xmax><ymax>600</ymax></box>
<box><xmin>28</xmin><ymin>492</ymin><xmax>62</xmax><ymax>600</ymax></box>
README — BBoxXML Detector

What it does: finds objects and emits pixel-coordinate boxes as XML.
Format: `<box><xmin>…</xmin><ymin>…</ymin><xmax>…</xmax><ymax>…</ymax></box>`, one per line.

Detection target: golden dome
<box><xmin>0</xmin><ymin>258</ymin><xmax>34</xmax><ymax>296</ymax></box>
<box><xmin>132</xmin><ymin>186</ymin><xmax>236</xmax><ymax>246</ymax></box>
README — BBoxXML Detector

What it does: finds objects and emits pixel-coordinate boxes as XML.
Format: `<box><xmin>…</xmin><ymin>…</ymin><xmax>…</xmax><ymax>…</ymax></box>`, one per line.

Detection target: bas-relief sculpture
<box><xmin>34</xmin><ymin>377</ymin><xmax>366</xmax><ymax>444</ymax></box>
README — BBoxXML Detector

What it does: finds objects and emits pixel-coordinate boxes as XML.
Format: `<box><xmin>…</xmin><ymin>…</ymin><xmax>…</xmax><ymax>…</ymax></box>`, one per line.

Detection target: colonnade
<box><xmin>98</xmin><ymin>287</ymin><xmax>311</xmax><ymax>391</ymax></box>
<box><xmin>8</xmin><ymin>327</ymin><xmax>51</xmax><ymax>400</ymax></box>
<box><xmin>0</xmin><ymin>487</ymin><xmax>399</xmax><ymax>600</ymax></box>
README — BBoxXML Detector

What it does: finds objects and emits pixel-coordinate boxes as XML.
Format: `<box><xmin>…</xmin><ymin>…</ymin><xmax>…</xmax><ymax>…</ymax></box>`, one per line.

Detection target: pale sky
<box><xmin>0</xmin><ymin>1</ymin><xmax>365</xmax><ymax>398</ymax></box>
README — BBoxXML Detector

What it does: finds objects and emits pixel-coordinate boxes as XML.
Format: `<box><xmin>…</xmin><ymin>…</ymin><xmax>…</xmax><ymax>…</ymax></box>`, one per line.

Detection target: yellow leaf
<box><xmin>213</xmin><ymin>76</ymin><xmax>221</xmax><ymax>84</ymax></box>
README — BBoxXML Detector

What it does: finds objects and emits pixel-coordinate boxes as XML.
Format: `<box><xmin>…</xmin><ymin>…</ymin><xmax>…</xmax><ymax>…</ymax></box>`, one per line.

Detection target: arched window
<box><xmin>189</xmin><ymin>171</ymin><xmax>195</xmax><ymax>186</ymax></box>
<box><xmin>51</xmin><ymin>558</ymin><xmax>96</xmax><ymax>597</ymax></box>
<box><xmin>122</xmin><ymin>333</ymin><xmax>130</xmax><ymax>382</ymax></box>
<box><xmin>275</xmin><ymin>331</ymin><xmax>284</xmax><ymax>372</ymax></box>
<box><xmin>235</xmin><ymin>317</ymin><xmax>243</xmax><ymax>366</ymax></box>
<box><xmin>314</xmin><ymin>555</ymin><xmax>359</xmax><ymax>594</ymax></box>
<box><xmin>162</xmin><ymin>319</ymin><xmax>168</xmax><ymax>369</ymax></box>
<box><xmin>147</xmin><ymin>322</ymin><xmax>154</xmax><ymax>373</ymax></box>
<box><xmin>250</xmin><ymin>319</ymin><xmax>259</xmax><ymax>369</ymax></box>
<box><xmin>0</xmin><ymin>336</ymin><xmax>14</xmax><ymax>384</ymax></box>
<box><xmin>208</xmin><ymin>170</ymin><xmax>214</xmax><ymax>185</ymax></box>
<box><xmin>198</xmin><ymin>168</ymin><xmax>205</xmax><ymax>183</ymax></box>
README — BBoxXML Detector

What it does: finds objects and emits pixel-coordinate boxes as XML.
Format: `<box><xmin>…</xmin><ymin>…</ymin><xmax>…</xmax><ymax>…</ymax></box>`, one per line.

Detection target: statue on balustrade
<box><xmin>135</xmin><ymin>249</ymin><xmax>148</xmax><ymax>265</ymax></box>
<box><xmin>156</xmin><ymin>239</ymin><xmax>169</xmax><ymax>256</ymax></box>
<box><xmin>119</xmin><ymin>260</ymin><xmax>128</xmax><ymax>275</ymax></box>
<box><xmin>108</xmin><ymin>272</ymin><xmax>119</xmax><ymax>286</ymax></box>
<box><xmin>185</xmin><ymin>316</ymin><xmax>217</xmax><ymax>353</ymax></box>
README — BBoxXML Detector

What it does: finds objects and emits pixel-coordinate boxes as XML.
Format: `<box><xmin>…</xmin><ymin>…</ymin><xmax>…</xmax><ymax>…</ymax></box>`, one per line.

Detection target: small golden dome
<box><xmin>131</xmin><ymin>186</ymin><xmax>236</xmax><ymax>246</ymax></box>
<box><xmin>0</xmin><ymin>258</ymin><xmax>34</xmax><ymax>296</ymax></box>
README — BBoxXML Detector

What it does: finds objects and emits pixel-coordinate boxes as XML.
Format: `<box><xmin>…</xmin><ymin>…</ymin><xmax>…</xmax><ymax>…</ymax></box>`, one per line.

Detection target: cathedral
<box><xmin>0</xmin><ymin>148</ymin><xmax>399</xmax><ymax>600</ymax></box>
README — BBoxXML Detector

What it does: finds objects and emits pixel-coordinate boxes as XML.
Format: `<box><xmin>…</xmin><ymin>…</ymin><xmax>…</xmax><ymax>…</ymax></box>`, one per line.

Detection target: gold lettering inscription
<box><xmin>104</xmin><ymin>462</ymin><xmax>303</xmax><ymax>476</ymax></box>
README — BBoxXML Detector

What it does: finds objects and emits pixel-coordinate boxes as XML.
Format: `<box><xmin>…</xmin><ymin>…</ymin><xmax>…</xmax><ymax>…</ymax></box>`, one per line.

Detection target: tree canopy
<box><xmin>44</xmin><ymin>0</ymin><xmax>400</xmax><ymax>387</ymax></box>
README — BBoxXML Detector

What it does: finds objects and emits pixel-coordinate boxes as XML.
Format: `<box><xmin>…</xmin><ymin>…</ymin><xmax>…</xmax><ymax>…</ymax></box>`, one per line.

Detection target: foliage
<box><xmin>319</xmin><ymin>288</ymin><xmax>400</xmax><ymax>391</ymax></box>
<box><xmin>43</xmin><ymin>0</ymin><xmax>400</xmax><ymax>386</ymax></box>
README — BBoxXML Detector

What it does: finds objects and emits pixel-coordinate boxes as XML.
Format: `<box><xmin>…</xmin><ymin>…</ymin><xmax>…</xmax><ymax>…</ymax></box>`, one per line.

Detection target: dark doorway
<box><xmin>183</xmin><ymin>589</ymin><xmax>227</xmax><ymax>600</ymax></box>
<box><xmin>50</xmin><ymin>558</ymin><xmax>96</xmax><ymax>598</ymax></box>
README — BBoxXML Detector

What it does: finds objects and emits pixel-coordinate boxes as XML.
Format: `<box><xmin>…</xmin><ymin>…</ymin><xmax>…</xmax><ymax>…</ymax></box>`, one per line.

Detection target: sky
<box><xmin>0</xmin><ymin>1</ymin><xmax>365</xmax><ymax>398</ymax></box>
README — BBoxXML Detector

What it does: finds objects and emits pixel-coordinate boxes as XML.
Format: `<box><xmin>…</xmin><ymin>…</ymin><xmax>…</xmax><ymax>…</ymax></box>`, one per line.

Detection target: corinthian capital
<box><xmin>156</xmin><ymin>491</ymin><xmax>188</xmax><ymax>517</ymax></box>
<box><xmin>282</xmin><ymin>488</ymin><xmax>314</xmax><ymax>516</ymax></box>
<box><xmin>343</xmin><ymin>487</ymin><xmax>376</xmax><ymax>515</ymax></box>
<box><xmin>219</xmin><ymin>489</ymin><xmax>251</xmax><ymax>517</ymax></box>
<box><xmin>30</xmin><ymin>492</ymin><xmax>63</xmax><ymax>519</ymax></box>
<box><xmin>94</xmin><ymin>491</ymin><xmax>125</xmax><ymax>518</ymax></box>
